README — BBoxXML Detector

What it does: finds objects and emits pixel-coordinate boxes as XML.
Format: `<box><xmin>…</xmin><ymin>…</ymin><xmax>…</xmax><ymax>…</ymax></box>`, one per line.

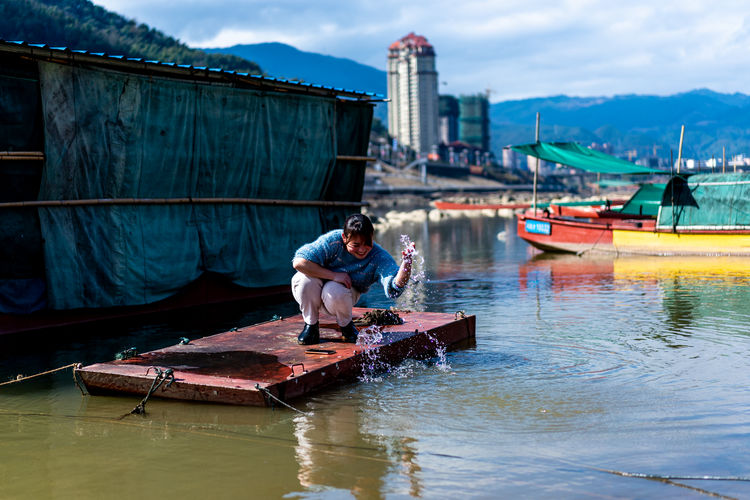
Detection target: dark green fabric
<box><xmin>658</xmin><ymin>173</ymin><xmax>750</xmax><ymax>228</ymax></box>
<box><xmin>511</xmin><ymin>142</ymin><xmax>661</xmax><ymax>174</ymax></box>
<box><xmin>0</xmin><ymin>58</ymin><xmax>46</xmax><ymax>312</ymax></box>
<box><xmin>37</xmin><ymin>62</ymin><xmax>366</xmax><ymax>309</ymax></box>
<box><xmin>321</xmin><ymin>102</ymin><xmax>373</xmax><ymax>230</ymax></box>
<box><xmin>619</xmin><ymin>183</ymin><xmax>666</xmax><ymax>216</ymax></box>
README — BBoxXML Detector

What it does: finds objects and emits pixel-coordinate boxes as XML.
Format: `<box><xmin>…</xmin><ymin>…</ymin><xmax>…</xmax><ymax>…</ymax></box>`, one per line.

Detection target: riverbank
<box><xmin>362</xmin><ymin>163</ymin><xmax>638</xmax><ymax>225</ymax></box>
<box><xmin>362</xmin><ymin>167</ymin><xmax>637</xmax><ymax>231</ymax></box>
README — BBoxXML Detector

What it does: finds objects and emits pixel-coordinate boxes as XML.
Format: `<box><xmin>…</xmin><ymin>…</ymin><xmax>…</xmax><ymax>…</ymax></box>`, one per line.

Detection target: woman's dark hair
<box><xmin>343</xmin><ymin>213</ymin><xmax>374</xmax><ymax>246</ymax></box>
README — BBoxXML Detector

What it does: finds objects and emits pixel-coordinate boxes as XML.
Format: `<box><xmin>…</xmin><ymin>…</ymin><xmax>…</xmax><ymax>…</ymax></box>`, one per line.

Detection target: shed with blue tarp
<box><xmin>0</xmin><ymin>40</ymin><xmax>378</xmax><ymax>315</ymax></box>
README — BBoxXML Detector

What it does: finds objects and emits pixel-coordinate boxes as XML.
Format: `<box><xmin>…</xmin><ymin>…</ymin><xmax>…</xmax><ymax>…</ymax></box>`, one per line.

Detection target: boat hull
<box><xmin>76</xmin><ymin>308</ymin><xmax>476</xmax><ymax>407</ymax></box>
<box><xmin>517</xmin><ymin>214</ymin><xmax>750</xmax><ymax>256</ymax></box>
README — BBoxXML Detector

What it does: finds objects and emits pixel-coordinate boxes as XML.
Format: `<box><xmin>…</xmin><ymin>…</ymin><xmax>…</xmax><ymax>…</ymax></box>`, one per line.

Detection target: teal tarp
<box><xmin>619</xmin><ymin>183</ymin><xmax>666</xmax><ymax>217</ymax></box>
<box><xmin>511</xmin><ymin>142</ymin><xmax>662</xmax><ymax>175</ymax></box>
<box><xmin>657</xmin><ymin>173</ymin><xmax>750</xmax><ymax>228</ymax></box>
<box><xmin>0</xmin><ymin>58</ymin><xmax>46</xmax><ymax>313</ymax></box>
<box><xmin>37</xmin><ymin>62</ymin><xmax>371</xmax><ymax>310</ymax></box>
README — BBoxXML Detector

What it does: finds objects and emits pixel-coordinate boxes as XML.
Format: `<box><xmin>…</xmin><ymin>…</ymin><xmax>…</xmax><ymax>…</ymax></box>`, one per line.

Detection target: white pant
<box><xmin>291</xmin><ymin>272</ymin><xmax>361</xmax><ymax>326</ymax></box>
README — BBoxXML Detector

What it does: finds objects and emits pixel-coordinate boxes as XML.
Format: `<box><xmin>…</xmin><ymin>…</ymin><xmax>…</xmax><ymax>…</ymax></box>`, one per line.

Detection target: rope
<box><xmin>254</xmin><ymin>383</ymin><xmax>309</xmax><ymax>415</ymax></box>
<box><xmin>125</xmin><ymin>368</ymin><xmax>174</xmax><ymax>417</ymax></box>
<box><xmin>575</xmin><ymin>224</ymin><xmax>609</xmax><ymax>256</ymax></box>
<box><xmin>600</xmin><ymin>469</ymin><xmax>739</xmax><ymax>499</ymax></box>
<box><xmin>602</xmin><ymin>468</ymin><xmax>750</xmax><ymax>482</ymax></box>
<box><xmin>0</xmin><ymin>363</ymin><xmax>82</xmax><ymax>387</ymax></box>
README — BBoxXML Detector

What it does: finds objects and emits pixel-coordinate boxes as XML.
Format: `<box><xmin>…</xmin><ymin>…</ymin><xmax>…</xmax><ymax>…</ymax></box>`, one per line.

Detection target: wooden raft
<box><xmin>76</xmin><ymin>308</ymin><xmax>476</xmax><ymax>407</ymax></box>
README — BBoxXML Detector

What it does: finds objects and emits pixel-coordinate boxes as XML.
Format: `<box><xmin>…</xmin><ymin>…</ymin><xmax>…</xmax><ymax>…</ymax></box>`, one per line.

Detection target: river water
<box><xmin>2</xmin><ymin>213</ymin><xmax>750</xmax><ymax>499</ymax></box>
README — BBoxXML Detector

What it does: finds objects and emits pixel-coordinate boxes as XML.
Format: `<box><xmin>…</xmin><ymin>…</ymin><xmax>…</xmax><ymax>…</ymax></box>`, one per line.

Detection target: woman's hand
<box><xmin>395</xmin><ymin>242</ymin><xmax>415</xmax><ymax>288</ymax></box>
<box><xmin>294</xmin><ymin>258</ymin><xmax>351</xmax><ymax>288</ymax></box>
<box><xmin>332</xmin><ymin>271</ymin><xmax>352</xmax><ymax>289</ymax></box>
<box><xmin>401</xmin><ymin>242</ymin><xmax>415</xmax><ymax>266</ymax></box>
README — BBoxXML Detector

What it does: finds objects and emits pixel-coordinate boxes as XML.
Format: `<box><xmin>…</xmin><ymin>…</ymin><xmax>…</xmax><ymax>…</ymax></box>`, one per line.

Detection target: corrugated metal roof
<box><xmin>0</xmin><ymin>39</ymin><xmax>382</xmax><ymax>101</ymax></box>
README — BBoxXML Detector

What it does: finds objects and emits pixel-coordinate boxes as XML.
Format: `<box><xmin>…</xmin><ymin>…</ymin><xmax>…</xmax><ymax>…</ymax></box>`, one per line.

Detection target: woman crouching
<box><xmin>291</xmin><ymin>213</ymin><xmax>413</xmax><ymax>345</ymax></box>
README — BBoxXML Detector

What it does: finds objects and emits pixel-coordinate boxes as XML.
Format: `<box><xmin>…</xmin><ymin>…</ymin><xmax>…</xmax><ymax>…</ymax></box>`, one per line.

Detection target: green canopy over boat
<box><xmin>511</xmin><ymin>142</ymin><xmax>662</xmax><ymax>175</ymax></box>
<box><xmin>658</xmin><ymin>173</ymin><xmax>750</xmax><ymax>229</ymax></box>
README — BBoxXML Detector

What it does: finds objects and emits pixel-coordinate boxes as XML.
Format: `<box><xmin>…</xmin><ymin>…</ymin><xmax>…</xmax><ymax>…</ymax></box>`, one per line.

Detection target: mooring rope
<box><xmin>0</xmin><ymin>363</ymin><xmax>85</xmax><ymax>395</ymax></box>
<box><xmin>124</xmin><ymin>367</ymin><xmax>175</xmax><ymax>417</ymax></box>
<box><xmin>603</xmin><ymin>469</ymin><xmax>750</xmax><ymax>482</ymax></box>
<box><xmin>254</xmin><ymin>383</ymin><xmax>309</xmax><ymax>415</ymax></box>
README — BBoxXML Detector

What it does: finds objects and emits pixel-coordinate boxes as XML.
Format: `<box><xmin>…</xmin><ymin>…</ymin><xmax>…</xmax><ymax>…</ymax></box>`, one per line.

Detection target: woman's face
<box><xmin>343</xmin><ymin>234</ymin><xmax>372</xmax><ymax>259</ymax></box>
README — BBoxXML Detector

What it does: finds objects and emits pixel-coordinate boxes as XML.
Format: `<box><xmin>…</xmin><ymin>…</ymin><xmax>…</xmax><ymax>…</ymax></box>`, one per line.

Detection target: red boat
<box><xmin>75</xmin><ymin>308</ymin><xmax>476</xmax><ymax>407</ymax></box>
<box><xmin>517</xmin><ymin>176</ymin><xmax>750</xmax><ymax>256</ymax></box>
<box><xmin>433</xmin><ymin>200</ymin><xmax>532</xmax><ymax>210</ymax></box>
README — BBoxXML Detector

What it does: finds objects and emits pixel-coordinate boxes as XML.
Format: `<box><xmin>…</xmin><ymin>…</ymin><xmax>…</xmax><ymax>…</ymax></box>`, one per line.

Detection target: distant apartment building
<box><xmin>458</xmin><ymin>94</ymin><xmax>490</xmax><ymax>152</ymax></box>
<box><xmin>387</xmin><ymin>32</ymin><xmax>439</xmax><ymax>155</ymax></box>
<box><xmin>438</xmin><ymin>95</ymin><xmax>459</xmax><ymax>144</ymax></box>
<box><xmin>502</xmin><ymin>147</ymin><xmax>520</xmax><ymax>169</ymax></box>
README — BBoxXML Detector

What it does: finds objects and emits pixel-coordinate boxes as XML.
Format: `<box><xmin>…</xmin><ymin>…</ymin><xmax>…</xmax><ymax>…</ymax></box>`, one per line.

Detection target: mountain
<box><xmin>205</xmin><ymin>42</ymin><xmax>386</xmax><ymax>96</ymax></box>
<box><xmin>205</xmin><ymin>42</ymin><xmax>387</xmax><ymax>122</ymax></box>
<box><xmin>2</xmin><ymin>0</ymin><xmax>747</xmax><ymax>161</ymax></box>
<box><xmin>0</xmin><ymin>0</ymin><xmax>260</xmax><ymax>74</ymax></box>
<box><xmin>491</xmin><ymin>90</ymin><xmax>750</xmax><ymax>161</ymax></box>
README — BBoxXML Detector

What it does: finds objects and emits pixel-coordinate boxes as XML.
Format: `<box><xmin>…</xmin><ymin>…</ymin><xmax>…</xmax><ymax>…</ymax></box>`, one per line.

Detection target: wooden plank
<box><xmin>0</xmin><ymin>197</ymin><xmax>368</xmax><ymax>209</ymax></box>
<box><xmin>76</xmin><ymin>308</ymin><xmax>476</xmax><ymax>407</ymax></box>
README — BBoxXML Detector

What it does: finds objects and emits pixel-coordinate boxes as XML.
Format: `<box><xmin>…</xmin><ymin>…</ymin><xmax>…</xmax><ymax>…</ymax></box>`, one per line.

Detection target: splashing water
<box><xmin>428</xmin><ymin>332</ymin><xmax>452</xmax><ymax>373</ymax></box>
<box><xmin>357</xmin><ymin>326</ymin><xmax>390</xmax><ymax>383</ymax></box>
<box><xmin>398</xmin><ymin>234</ymin><xmax>427</xmax><ymax>311</ymax></box>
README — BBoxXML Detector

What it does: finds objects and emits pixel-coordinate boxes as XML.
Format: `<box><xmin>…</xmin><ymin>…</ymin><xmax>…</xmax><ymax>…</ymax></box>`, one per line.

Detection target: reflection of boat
<box><xmin>76</xmin><ymin>308</ymin><xmax>476</xmax><ymax>406</ymax></box>
<box><xmin>612</xmin><ymin>256</ymin><xmax>750</xmax><ymax>279</ymax></box>
<box><xmin>0</xmin><ymin>41</ymin><xmax>376</xmax><ymax>336</ymax></box>
<box><xmin>518</xmin><ymin>253</ymin><xmax>615</xmax><ymax>292</ymax></box>
<box><xmin>518</xmin><ymin>173</ymin><xmax>750</xmax><ymax>255</ymax></box>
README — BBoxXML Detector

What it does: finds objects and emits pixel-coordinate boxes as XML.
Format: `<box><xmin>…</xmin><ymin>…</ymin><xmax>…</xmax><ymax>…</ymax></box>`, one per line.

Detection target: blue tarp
<box><xmin>29</xmin><ymin>62</ymin><xmax>370</xmax><ymax>310</ymax></box>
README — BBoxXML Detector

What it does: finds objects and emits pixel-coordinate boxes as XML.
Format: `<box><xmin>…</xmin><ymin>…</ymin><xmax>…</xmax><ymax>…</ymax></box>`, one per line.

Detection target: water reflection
<box><xmin>517</xmin><ymin>252</ymin><xmax>750</xmax><ymax>347</ymax></box>
<box><xmin>292</xmin><ymin>401</ymin><xmax>421</xmax><ymax>499</ymax></box>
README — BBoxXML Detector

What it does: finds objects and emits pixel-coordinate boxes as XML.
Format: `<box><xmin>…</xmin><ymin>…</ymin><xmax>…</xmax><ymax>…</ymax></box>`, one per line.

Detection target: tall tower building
<box><xmin>387</xmin><ymin>33</ymin><xmax>439</xmax><ymax>155</ymax></box>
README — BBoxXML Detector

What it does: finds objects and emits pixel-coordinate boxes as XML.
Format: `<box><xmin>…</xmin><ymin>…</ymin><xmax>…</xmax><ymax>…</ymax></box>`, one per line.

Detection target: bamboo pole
<box><xmin>532</xmin><ymin>112</ymin><xmax>540</xmax><ymax>215</ymax></box>
<box><xmin>0</xmin><ymin>197</ymin><xmax>368</xmax><ymax>209</ymax></box>
<box><xmin>676</xmin><ymin>125</ymin><xmax>685</xmax><ymax>174</ymax></box>
<box><xmin>335</xmin><ymin>155</ymin><xmax>377</xmax><ymax>162</ymax></box>
<box><xmin>0</xmin><ymin>153</ymin><xmax>372</xmax><ymax>163</ymax></box>
<box><xmin>0</xmin><ymin>151</ymin><xmax>44</xmax><ymax>161</ymax></box>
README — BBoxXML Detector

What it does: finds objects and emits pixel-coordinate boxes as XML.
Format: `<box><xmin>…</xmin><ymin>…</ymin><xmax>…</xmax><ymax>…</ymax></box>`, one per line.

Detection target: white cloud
<box><xmin>91</xmin><ymin>0</ymin><xmax>750</xmax><ymax>100</ymax></box>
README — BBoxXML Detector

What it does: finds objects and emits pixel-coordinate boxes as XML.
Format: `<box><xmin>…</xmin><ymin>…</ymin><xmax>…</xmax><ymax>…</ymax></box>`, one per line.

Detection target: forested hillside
<box><xmin>0</xmin><ymin>0</ymin><xmax>261</xmax><ymax>73</ymax></box>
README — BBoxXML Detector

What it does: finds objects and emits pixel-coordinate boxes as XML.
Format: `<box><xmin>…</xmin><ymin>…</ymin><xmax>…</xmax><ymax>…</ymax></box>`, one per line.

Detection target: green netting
<box><xmin>619</xmin><ymin>183</ymin><xmax>666</xmax><ymax>216</ymax></box>
<box><xmin>36</xmin><ymin>62</ymin><xmax>369</xmax><ymax>310</ymax></box>
<box><xmin>657</xmin><ymin>173</ymin><xmax>750</xmax><ymax>228</ymax></box>
<box><xmin>511</xmin><ymin>142</ymin><xmax>662</xmax><ymax>174</ymax></box>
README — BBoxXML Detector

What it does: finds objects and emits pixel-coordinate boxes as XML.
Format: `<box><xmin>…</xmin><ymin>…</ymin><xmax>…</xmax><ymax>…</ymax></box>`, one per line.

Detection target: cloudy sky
<box><xmin>92</xmin><ymin>0</ymin><xmax>749</xmax><ymax>101</ymax></box>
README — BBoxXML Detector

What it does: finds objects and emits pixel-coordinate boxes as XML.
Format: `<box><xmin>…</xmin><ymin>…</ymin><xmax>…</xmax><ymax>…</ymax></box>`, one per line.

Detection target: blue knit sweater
<box><xmin>294</xmin><ymin>230</ymin><xmax>404</xmax><ymax>297</ymax></box>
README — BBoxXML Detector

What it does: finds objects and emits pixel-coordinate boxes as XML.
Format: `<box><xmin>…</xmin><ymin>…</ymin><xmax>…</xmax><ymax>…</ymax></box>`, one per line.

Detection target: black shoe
<box><xmin>340</xmin><ymin>321</ymin><xmax>358</xmax><ymax>343</ymax></box>
<box><xmin>297</xmin><ymin>323</ymin><xmax>320</xmax><ymax>345</ymax></box>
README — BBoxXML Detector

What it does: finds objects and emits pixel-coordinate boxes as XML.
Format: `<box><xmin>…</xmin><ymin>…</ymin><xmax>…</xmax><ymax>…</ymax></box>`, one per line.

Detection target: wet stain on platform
<box><xmin>119</xmin><ymin>350</ymin><xmax>292</xmax><ymax>380</ymax></box>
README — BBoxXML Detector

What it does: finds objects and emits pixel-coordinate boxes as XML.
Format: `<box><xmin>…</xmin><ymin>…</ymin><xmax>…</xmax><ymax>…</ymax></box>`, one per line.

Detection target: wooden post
<box><xmin>676</xmin><ymin>125</ymin><xmax>685</xmax><ymax>174</ymax></box>
<box><xmin>532</xmin><ymin>112</ymin><xmax>540</xmax><ymax>215</ymax></box>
